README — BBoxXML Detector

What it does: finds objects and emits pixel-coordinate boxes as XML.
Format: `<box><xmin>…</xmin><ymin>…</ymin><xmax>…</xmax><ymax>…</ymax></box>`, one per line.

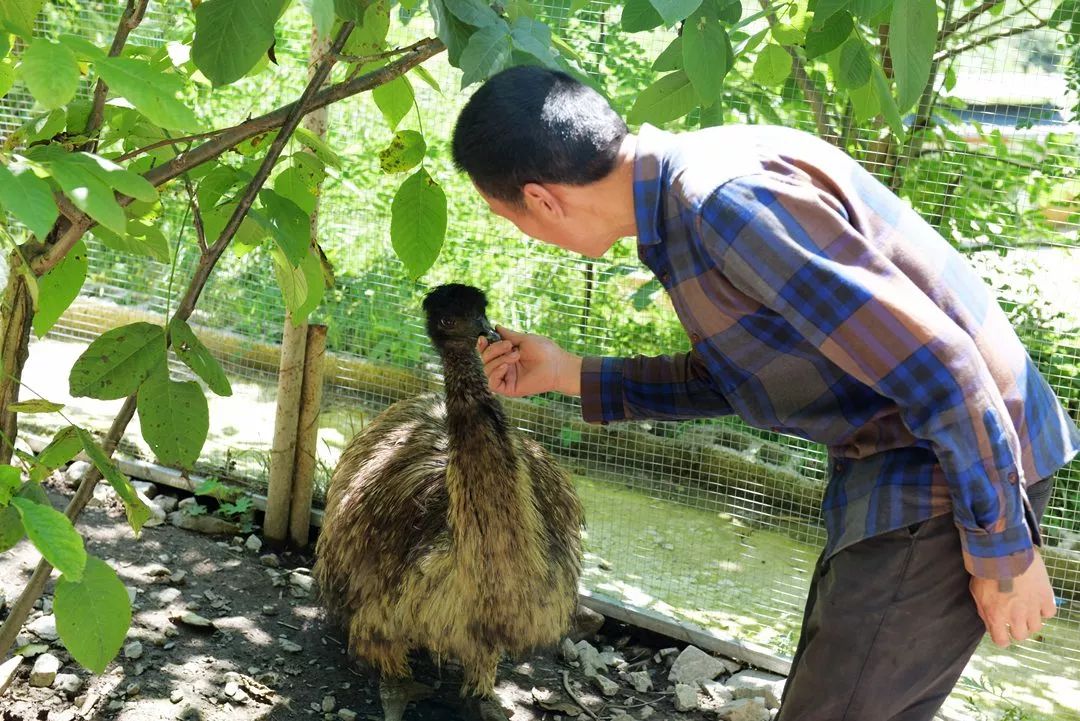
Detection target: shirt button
<box><xmin>691</xmin><ymin>333</ymin><xmax>701</xmax><ymax>343</ymax></box>
<box><xmin>1008</xmin><ymin>472</ymin><xmax>1019</xmax><ymax>483</ymax></box>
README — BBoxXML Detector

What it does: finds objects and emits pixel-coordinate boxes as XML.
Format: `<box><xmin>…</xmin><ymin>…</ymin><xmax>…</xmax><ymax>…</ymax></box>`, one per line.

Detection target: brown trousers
<box><xmin>776</xmin><ymin>478</ymin><xmax>1055</xmax><ymax>721</ymax></box>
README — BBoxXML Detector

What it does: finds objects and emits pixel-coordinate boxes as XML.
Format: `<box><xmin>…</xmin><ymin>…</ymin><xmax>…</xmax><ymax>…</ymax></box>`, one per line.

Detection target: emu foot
<box><xmin>378</xmin><ymin>678</ymin><xmax>432</xmax><ymax>721</ymax></box>
<box><xmin>461</xmin><ymin>695</ymin><xmax>511</xmax><ymax>721</ymax></box>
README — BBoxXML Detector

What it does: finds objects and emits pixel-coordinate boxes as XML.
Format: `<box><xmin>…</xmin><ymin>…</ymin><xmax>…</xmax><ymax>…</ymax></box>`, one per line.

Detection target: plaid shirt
<box><xmin>581</xmin><ymin>124</ymin><xmax>1079</xmax><ymax>580</ymax></box>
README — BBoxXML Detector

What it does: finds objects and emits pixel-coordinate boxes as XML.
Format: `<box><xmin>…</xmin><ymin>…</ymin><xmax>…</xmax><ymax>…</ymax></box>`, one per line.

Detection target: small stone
<box><xmin>289</xmin><ymin>572</ymin><xmax>315</xmax><ymax>593</ymax></box>
<box><xmin>244</xmin><ymin>534</ymin><xmax>263</xmax><ymax>552</ymax></box>
<box><xmin>29</xmin><ymin>652</ymin><xmax>60</xmax><ymax>687</ymax></box>
<box><xmin>126</xmin><ymin>587</ymin><xmax>137</xmax><ymax>604</ymax></box>
<box><xmin>54</xmin><ymin>672</ymin><xmax>82</xmax><ymax>696</ymax></box>
<box><xmin>715</xmin><ymin>697</ymin><xmax>770</xmax><ymax>721</ymax></box>
<box><xmin>599</xmin><ymin>650</ymin><xmax>624</xmax><ymax>667</ymax></box>
<box><xmin>156</xmin><ymin>496</ymin><xmax>179</xmax><ymax>513</ymax></box>
<box><xmin>638</xmin><ymin>707</ymin><xmax>655</xmax><ymax>720</ymax></box>
<box><xmin>593</xmin><ymin>674</ymin><xmax>619</xmax><ymax>697</ymax></box>
<box><xmin>173</xmin><ymin>611</ymin><xmax>216</xmax><ymax>630</ymax></box>
<box><xmin>278</xmin><ymin>638</ymin><xmax>303</xmax><ymax>653</ymax></box>
<box><xmin>260</xmin><ymin>554</ymin><xmax>281</xmax><ymax>568</ymax></box>
<box><xmin>224</xmin><ymin>681</ymin><xmax>240</xmax><ymax>697</ymax></box>
<box><xmin>261</xmin><ymin>605</ymin><xmax>278</xmax><ymax>616</ymax></box>
<box><xmin>574</xmin><ymin>640</ymin><xmax>605</xmax><ymax>677</ymax></box>
<box><xmin>178</xmin><ymin>497</ymin><xmax>199</xmax><ymax>510</ymax></box>
<box><xmin>106</xmin><ymin>700</ymin><xmax>124</xmax><ymax>711</ymax></box>
<box><xmin>718</xmin><ymin>657</ymin><xmax>743</xmax><ymax>675</ymax></box>
<box><xmin>628</xmin><ymin>671</ymin><xmax>653</xmax><ymax>693</ymax></box>
<box><xmin>124</xmin><ymin>640</ymin><xmax>144</xmax><ymax>660</ymax></box>
<box><xmin>27</xmin><ymin>614</ymin><xmax>59</xmax><ymax>641</ymax></box>
<box><xmin>337</xmin><ymin>710</ymin><xmax>357</xmax><ymax>721</ymax></box>
<box><xmin>725</xmin><ymin>670</ymin><xmax>785</xmax><ymax>709</ymax></box>
<box><xmin>322</xmin><ymin>695</ymin><xmax>336</xmax><ymax>712</ymax></box>
<box><xmin>0</xmin><ymin>656</ymin><xmax>23</xmax><ymax>696</ymax></box>
<box><xmin>668</xmin><ymin>646</ymin><xmax>726</xmax><ymax>685</ymax></box>
<box><xmin>560</xmin><ymin>637</ymin><xmax>578</xmax><ymax>662</ymax></box>
<box><xmin>132</xmin><ymin>480</ymin><xmax>158</xmax><ymax>498</ymax></box>
<box><xmin>701</xmin><ymin>680</ymin><xmax>735</xmax><ymax>705</ymax></box>
<box><xmin>171</xmin><ymin>689</ymin><xmax>184</xmax><ymax>704</ymax></box>
<box><xmin>169</xmin><ymin>570</ymin><xmax>187</xmax><ymax>585</ymax></box>
<box><xmin>14</xmin><ymin>633</ymin><xmax>31</xmax><ymax>648</ymax></box>
<box><xmin>41</xmin><ymin>597</ymin><xmax>52</xmax><ymax>614</ymax></box>
<box><xmin>673</xmin><ymin>683</ymin><xmax>700</xmax><ymax>712</ymax></box>
<box><xmin>156</xmin><ymin>587</ymin><xmax>183</xmax><ymax>606</ymax></box>
<box><xmin>570</xmin><ymin>604</ymin><xmax>605</xmax><ymax>641</ymax></box>
<box><xmin>65</xmin><ymin>461</ymin><xmax>91</xmax><ymax>486</ymax></box>
<box><xmin>133</xmin><ymin>662</ymin><xmax>147</xmax><ymax>676</ymax></box>
<box><xmin>125</xmin><ymin>682</ymin><xmax>141</xmax><ymax>697</ymax></box>
<box><xmin>168</xmin><ymin>511</ymin><xmax>240</xmax><ymax>536</ymax></box>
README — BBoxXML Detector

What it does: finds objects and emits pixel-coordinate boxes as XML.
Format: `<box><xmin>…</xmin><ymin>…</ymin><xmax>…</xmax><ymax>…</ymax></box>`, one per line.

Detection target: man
<box><xmin>451</xmin><ymin>66</ymin><xmax>1079</xmax><ymax>720</ymax></box>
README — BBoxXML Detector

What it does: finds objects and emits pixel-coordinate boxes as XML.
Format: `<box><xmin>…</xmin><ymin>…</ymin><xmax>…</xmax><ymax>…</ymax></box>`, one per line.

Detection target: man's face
<box><xmin>478</xmin><ymin>187</ymin><xmax>612</xmax><ymax>258</ymax></box>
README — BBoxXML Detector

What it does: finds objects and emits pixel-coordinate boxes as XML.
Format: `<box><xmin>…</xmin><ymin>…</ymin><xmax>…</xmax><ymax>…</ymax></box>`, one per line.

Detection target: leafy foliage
<box><xmin>54</xmin><ymin>556</ymin><xmax>132</xmax><ymax>673</ymax></box>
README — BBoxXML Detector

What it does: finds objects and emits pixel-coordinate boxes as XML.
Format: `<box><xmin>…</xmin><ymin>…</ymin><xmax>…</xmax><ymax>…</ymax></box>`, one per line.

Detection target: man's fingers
<box><xmin>988</xmin><ymin>619</ymin><xmax>1011</xmax><ymax>648</ymax></box>
<box><xmin>494</xmin><ymin>325</ymin><xmax>525</xmax><ymax>342</ymax></box>
<box><xmin>480</xmin><ymin>340</ymin><xmax>516</xmax><ymax>364</ymax></box>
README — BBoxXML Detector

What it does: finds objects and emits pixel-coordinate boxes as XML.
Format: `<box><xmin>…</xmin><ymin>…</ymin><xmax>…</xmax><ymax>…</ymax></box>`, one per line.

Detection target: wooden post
<box><xmin>264</xmin><ymin>315</ymin><xmax>308</xmax><ymax>542</ymax></box>
<box><xmin>289</xmin><ymin>323</ymin><xmax>327</xmax><ymax>547</ymax></box>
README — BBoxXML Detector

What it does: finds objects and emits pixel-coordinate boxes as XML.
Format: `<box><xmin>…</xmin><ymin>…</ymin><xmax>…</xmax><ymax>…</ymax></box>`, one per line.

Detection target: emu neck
<box><xmin>438</xmin><ymin>342</ymin><xmax>541</xmax><ymax>577</ymax></box>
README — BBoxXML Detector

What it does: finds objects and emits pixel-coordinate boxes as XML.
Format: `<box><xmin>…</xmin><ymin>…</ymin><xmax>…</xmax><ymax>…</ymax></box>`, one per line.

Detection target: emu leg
<box><xmin>379</xmin><ymin>677</ymin><xmax>432</xmax><ymax>721</ymax></box>
<box><xmin>460</xmin><ymin>651</ymin><xmax>510</xmax><ymax>721</ymax></box>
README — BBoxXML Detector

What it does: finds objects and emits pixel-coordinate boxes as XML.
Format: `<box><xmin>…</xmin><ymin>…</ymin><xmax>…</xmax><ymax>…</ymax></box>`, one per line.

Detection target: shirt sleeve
<box><xmin>580</xmin><ymin>352</ymin><xmax>734</xmax><ymax>423</ymax></box>
<box><xmin>701</xmin><ymin>173</ymin><xmax>1034</xmax><ymax>581</ymax></box>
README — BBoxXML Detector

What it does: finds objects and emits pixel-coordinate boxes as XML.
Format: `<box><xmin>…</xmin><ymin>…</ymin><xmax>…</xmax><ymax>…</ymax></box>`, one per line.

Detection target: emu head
<box><xmin>422</xmin><ymin>284</ymin><xmax>501</xmax><ymax>350</ymax></box>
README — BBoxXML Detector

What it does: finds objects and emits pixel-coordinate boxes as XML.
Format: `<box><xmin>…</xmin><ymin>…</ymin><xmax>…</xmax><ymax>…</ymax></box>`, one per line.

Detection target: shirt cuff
<box><xmin>580</xmin><ymin>356</ymin><xmax>628</xmax><ymax>424</ymax></box>
<box><xmin>958</xmin><ymin>523</ymin><xmax>1036</xmax><ymax>580</ymax></box>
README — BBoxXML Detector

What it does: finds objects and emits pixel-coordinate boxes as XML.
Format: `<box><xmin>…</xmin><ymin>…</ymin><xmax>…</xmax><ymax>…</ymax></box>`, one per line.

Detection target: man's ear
<box><xmin>522</xmin><ymin>182</ymin><xmax>563</xmax><ymax>218</ymax></box>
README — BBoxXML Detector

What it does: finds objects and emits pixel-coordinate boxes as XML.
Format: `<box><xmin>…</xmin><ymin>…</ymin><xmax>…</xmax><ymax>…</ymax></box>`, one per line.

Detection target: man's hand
<box><xmin>477</xmin><ymin>326</ymin><xmax>582</xmax><ymax>398</ymax></box>
<box><xmin>969</xmin><ymin>548</ymin><xmax>1056</xmax><ymax>648</ymax></box>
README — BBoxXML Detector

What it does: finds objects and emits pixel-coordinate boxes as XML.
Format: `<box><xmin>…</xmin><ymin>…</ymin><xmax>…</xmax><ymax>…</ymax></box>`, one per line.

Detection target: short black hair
<box><xmin>451</xmin><ymin>66</ymin><xmax>628</xmax><ymax>205</ymax></box>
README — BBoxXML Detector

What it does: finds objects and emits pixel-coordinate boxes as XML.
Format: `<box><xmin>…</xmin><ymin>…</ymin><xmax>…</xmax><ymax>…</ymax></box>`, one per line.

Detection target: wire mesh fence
<box><xmin>4</xmin><ymin>0</ymin><xmax>1079</xmax><ymax>718</ymax></box>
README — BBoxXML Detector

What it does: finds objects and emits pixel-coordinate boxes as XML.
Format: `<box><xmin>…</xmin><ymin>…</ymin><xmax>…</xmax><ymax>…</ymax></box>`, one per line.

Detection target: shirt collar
<box><xmin>633</xmin><ymin>123</ymin><xmax>673</xmax><ymax>248</ymax></box>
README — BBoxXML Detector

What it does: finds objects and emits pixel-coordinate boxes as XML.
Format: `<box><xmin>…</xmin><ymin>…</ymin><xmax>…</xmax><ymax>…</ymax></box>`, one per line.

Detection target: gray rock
<box><xmin>599</xmin><ymin>650</ymin><xmax>624</xmax><ymax>667</ymax></box>
<box><xmin>14</xmin><ymin>633</ymin><xmax>31</xmax><ymax>648</ymax></box>
<box><xmin>132</xmin><ymin>480</ymin><xmax>158</xmax><ymax>499</ymax></box>
<box><xmin>169</xmin><ymin>570</ymin><xmax>187</xmax><ymax>585</ymax></box>
<box><xmin>726</xmin><ymin>670</ymin><xmax>785</xmax><ymax>709</ymax></box>
<box><xmin>224</xmin><ymin>681</ymin><xmax>240</xmax><ymax>697</ymax></box>
<box><xmin>156</xmin><ymin>495</ymin><xmax>179</xmax><ymax>513</ymax></box>
<box><xmin>718</xmin><ymin>657</ymin><xmax>743</xmax><ymax>675</ymax></box>
<box><xmin>574</xmin><ymin>640</ymin><xmax>605</xmax><ymax>677</ymax></box>
<box><xmin>715</xmin><ymin>697</ymin><xmax>771</xmax><ymax>721</ymax></box>
<box><xmin>289</xmin><ymin>572</ymin><xmax>315</xmax><ymax>593</ymax></box>
<box><xmin>54</xmin><ymin>673</ymin><xmax>82</xmax><ymax>696</ymax></box>
<box><xmin>260</xmin><ymin>554</ymin><xmax>280</xmax><ymax>568</ymax></box>
<box><xmin>106</xmin><ymin>700</ymin><xmax>124</xmax><ymax>711</ymax></box>
<box><xmin>41</xmin><ymin>597</ymin><xmax>52</xmax><ymax>614</ymax></box>
<box><xmin>261</xmin><ymin>605</ymin><xmax>278</xmax><ymax>616</ymax></box>
<box><xmin>638</xmin><ymin>707</ymin><xmax>654</xmax><ymax>720</ymax></box>
<box><xmin>29</xmin><ymin>652</ymin><xmax>60</xmax><ymax>687</ymax></box>
<box><xmin>65</xmin><ymin>461</ymin><xmax>91</xmax><ymax>486</ymax></box>
<box><xmin>560</xmin><ymin>637</ymin><xmax>578</xmax><ymax>662</ymax></box>
<box><xmin>171</xmin><ymin>689</ymin><xmax>184</xmax><ymax>704</ymax></box>
<box><xmin>124</xmin><ymin>641</ymin><xmax>144</xmax><ymax>660</ymax></box>
<box><xmin>178</xmin><ymin>497</ymin><xmax>199</xmax><ymax>510</ymax></box>
<box><xmin>173</xmin><ymin>611</ymin><xmax>216</xmax><ymax>630</ymax></box>
<box><xmin>0</xmin><ymin>656</ymin><xmax>23</xmax><ymax>697</ymax></box>
<box><xmin>322</xmin><ymin>695</ymin><xmax>336</xmax><ymax>712</ymax></box>
<box><xmin>126</xmin><ymin>586</ymin><xmax>137</xmax><ymax>604</ymax></box>
<box><xmin>168</xmin><ymin>511</ymin><xmax>240</xmax><ymax>536</ymax></box>
<box><xmin>142</xmin><ymin>494</ymin><xmax>168</xmax><ymax>526</ymax></box>
<box><xmin>125</xmin><ymin>682</ymin><xmax>141</xmax><ymax>697</ymax></box>
<box><xmin>593</xmin><ymin>674</ymin><xmax>619</xmax><ymax>697</ymax></box>
<box><xmin>673</xmin><ymin>683</ymin><xmax>700</xmax><ymax>712</ymax></box>
<box><xmin>628</xmin><ymin>670</ymin><xmax>653</xmax><ymax>693</ymax></box>
<box><xmin>701</xmin><ymin>680</ymin><xmax>735</xmax><ymax>705</ymax></box>
<box><xmin>156</xmin><ymin>587</ymin><xmax>183</xmax><ymax>606</ymax></box>
<box><xmin>668</xmin><ymin>646</ymin><xmax>726</xmax><ymax>685</ymax></box>
<box><xmin>570</xmin><ymin>604</ymin><xmax>605</xmax><ymax>641</ymax></box>
<box><xmin>337</xmin><ymin>710</ymin><xmax>357</xmax><ymax>721</ymax></box>
<box><xmin>27</xmin><ymin>614</ymin><xmax>59</xmax><ymax>641</ymax></box>
<box><xmin>245</xmin><ymin>535</ymin><xmax>263</xmax><ymax>553</ymax></box>
<box><xmin>278</xmin><ymin>638</ymin><xmax>303</xmax><ymax>653</ymax></box>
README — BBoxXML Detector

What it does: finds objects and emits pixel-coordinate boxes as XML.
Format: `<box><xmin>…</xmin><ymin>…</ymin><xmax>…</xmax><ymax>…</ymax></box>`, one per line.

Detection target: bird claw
<box><xmin>462</xmin><ymin>695</ymin><xmax>512</xmax><ymax>721</ymax></box>
<box><xmin>379</xmin><ymin>678</ymin><xmax>433</xmax><ymax>721</ymax></box>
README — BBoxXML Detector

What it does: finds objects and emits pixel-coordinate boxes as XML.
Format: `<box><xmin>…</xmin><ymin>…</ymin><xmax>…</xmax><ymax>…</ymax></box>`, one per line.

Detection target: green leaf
<box><xmin>0</xmin><ymin>60</ymin><xmax>14</xmax><ymax>97</ymax></box>
<box><xmin>458</xmin><ymin>23</ymin><xmax>512</xmax><ymax>88</ymax></box>
<box><xmin>57</xmin><ymin>34</ymin><xmax>107</xmax><ymax>62</ymax></box>
<box><xmin>293</xmin><ymin>126</ymin><xmax>343</xmax><ymax>168</ymax></box>
<box><xmin>304</xmin><ymin>0</ymin><xmax>336</xmax><ymax>36</ymax></box>
<box><xmin>252</xmin><ymin>189</ymin><xmax>311</xmax><ymax>266</ymax></box>
<box><xmin>169</xmin><ymin>319</ymin><xmax>232</xmax><ymax>397</ymax></box>
<box><xmin>444</xmin><ymin>0</ymin><xmax>501</xmax><ymax>27</ymax></box>
<box><xmin>33</xmin><ymin>238</ymin><xmax>87</xmax><ymax>338</ymax></box>
<box><xmin>76</xmin><ymin>428</ymin><xmax>152</xmax><ymax>534</ymax></box>
<box><xmin>510</xmin><ymin>17</ymin><xmax>556</xmax><ymax>66</ymax></box>
<box><xmin>0</xmin><ymin>465</ymin><xmax>19</xmax><ymax>506</ymax></box>
<box><xmin>1050</xmin><ymin>0</ymin><xmax>1080</xmax><ymax>30</ymax></box>
<box><xmin>848</xmin><ymin>74</ymin><xmax>879</xmax><ymax>122</ymax></box>
<box><xmin>54</xmin><ymin>556</ymin><xmax>131</xmax><ymax>674</ymax></box>
<box><xmin>717</xmin><ymin>0</ymin><xmax>742</xmax><ymax>23</ymax></box>
<box><xmin>345</xmin><ymin>0</ymin><xmax>391</xmax><ymax>56</ymax></box>
<box><xmin>378</xmin><ymin>129</ymin><xmax>427</xmax><ymax>174</ymax></box>
<box><xmin>752</xmin><ymin>43</ymin><xmax>792</xmax><ymax>85</ymax></box>
<box><xmin>373</xmin><ymin>74</ymin><xmax>416</xmax><ymax>129</ymax></box>
<box><xmin>631</xmin><ymin>278</ymin><xmax>662</xmax><ymax>311</ymax></box>
<box><xmin>273</xmin><ymin>167</ymin><xmax>317</xmax><ymax>215</ymax></box>
<box><xmin>96</xmin><ymin>57</ymin><xmax>201</xmax><ymax>132</ymax></box>
<box><xmin>870</xmin><ymin>58</ymin><xmax>905</xmax><ymax>140</ymax></box>
<box><xmin>652</xmin><ymin>36</ymin><xmax>682</xmax><ymax>71</ymax></box>
<box><xmin>771</xmin><ymin>1</ymin><xmax>811</xmax><ymax>43</ymax></box>
<box><xmin>272</xmin><ymin>247</ymin><xmax>325</xmax><ymax>324</ymax></box>
<box><xmin>0</xmin><ymin>33</ymin><xmax>9</xmax><ymax>61</ymax></box>
<box><xmin>334</xmin><ymin>0</ymin><xmax>370</xmax><ymax>21</ymax></box>
<box><xmin>10</xmin><ymin>399</ymin><xmax>64</xmax><ymax>413</ymax></box>
<box><xmin>137</xmin><ymin>365</ymin><xmax>209</xmax><ymax>470</ymax></box>
<box><xmin>30</xmin><ymin>426</ymin><xmax>82</xmax><ymax>483</ymax></box>
<box><xmin>0</xmin><ymin>163</ymin><xmax>58</xmax><ymax>239</ymax></box>
<box><xmin>889</xmin><ymin>0</ymin><xmax>936</xmax><ymax>112</ymax></box>
<box><xmin>804</xmin><ymin>9</ymin><xmax>851</xmax><ymax>58</ymax></box>
<box><xmin>0</xmin><ymin>506</ymin><xmax>24</xmax><ymax>552</ymax></box>
<box><xmin>411</xmin><ymin>65</ymin><xmax>443</xmax><ymax>93</ymax></box>
<box><xmin>69</xmin><ymin>322</ymin><xmax>166</xmax><ymax>400</ymax></box>
<box><xmin>850</xmin><ymin>0</ymin><xmax>891</xmax><ymax>22</ymax></box>
<box><xmin>30</xmin><ymin>149</ymin><xmax>127</xmax><ymax>235</ymax></box>
<box><xmin>430</xmin><ymin>0</ymin><xmax>473</xmax><ymax>65</ymax></box>
<box><xmin>11</xmin><ymin>496</ymin><xmax>86</xmax><ymax>581</ymax></box>
<box><xmin>65</xmin><ymin>153</ymin><xmax>158</xmax><ymax>203</ymax></box>
<box><xmin>810</xmin><ymin>0</ymin><xmax>850</xmax><ymax>27</ymax></box>
<box><xmin>943</xmin><ymin>64</ymin><xmax>956</xmax><ymax>92</ymax></box>
<box><xmin>648</xmin><ymin>0</ymin><xmax>703</xmax><ymax>26</ymax></box>
<box><xmin>627</xmin><ymin>70</ymin><xmax>698</xmax><ymax>125</ymax></box>
<box><xmin>390</xmin><ymin>167</ymin><xmax>447</xmax><ymax>279</ymax></box>
<box><xmin>192</xmin><ymin>0</ymin><xmax>288</xmax><ymax>86</ymax></box>
<box><xmin>835</xmin><ymin>36</ymin><xmax>870</xmax><ymax>90</ymax></box>
<box><xmin>0</xmin><ymin>0</ymin><xmax>45</xmax><ymax>38</ymax></box>
<box><xmin>18</xmin><ymin>39</ymin><xmax>80</xmax><ymax>111</ymax></box>
<box><xmin>682</xmin><ymin>7</ymin><xmax>732</xmax><ymax>105</ymax></box>
<box><xmin>621</xmin><ymin>0</ymin><xmax>664</xmax><ymax>32</ymax></box>
<box><xmin>92</xmin><ymin>221</ymin><xmax>171</xmax><ymax>264</ymax></box>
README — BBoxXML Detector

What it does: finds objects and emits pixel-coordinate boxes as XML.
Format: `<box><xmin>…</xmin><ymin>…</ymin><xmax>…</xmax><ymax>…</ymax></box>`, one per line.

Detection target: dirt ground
<box><xmin>0</xmin><ymin>480</ymin><xmax>770</xmax><ymax>721</ymax></box>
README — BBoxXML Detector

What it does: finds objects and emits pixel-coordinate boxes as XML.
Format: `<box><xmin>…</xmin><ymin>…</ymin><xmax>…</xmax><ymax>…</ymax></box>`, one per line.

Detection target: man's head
<box><xmin>452</xmin><ymin>66</ymin><xmax>633</xmax><ymax>256</ymax></box>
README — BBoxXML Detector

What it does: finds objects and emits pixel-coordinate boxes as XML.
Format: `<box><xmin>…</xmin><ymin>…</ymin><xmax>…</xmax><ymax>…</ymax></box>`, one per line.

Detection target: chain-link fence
<box><xmin>4</xmin><ymin>1</ymin><xmax>1079</xmax><ymax>718</ymax></box>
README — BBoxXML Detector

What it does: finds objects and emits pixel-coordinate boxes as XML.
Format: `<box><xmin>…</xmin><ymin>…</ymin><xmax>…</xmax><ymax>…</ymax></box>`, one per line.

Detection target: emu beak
<box><xmin>478</xmin><ymin>318</ymin><xmax>501</xmax><ymax>343</ymax></box>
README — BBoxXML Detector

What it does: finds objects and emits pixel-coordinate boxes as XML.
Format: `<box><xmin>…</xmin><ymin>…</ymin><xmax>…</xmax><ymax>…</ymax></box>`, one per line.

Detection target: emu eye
<box><xmin>438</xmin><ymin>317</ymin><xmax>454</xmax><ymax>329</ymax></box>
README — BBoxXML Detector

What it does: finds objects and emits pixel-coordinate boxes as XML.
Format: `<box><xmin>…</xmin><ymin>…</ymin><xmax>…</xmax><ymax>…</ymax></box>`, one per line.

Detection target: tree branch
<box><xmin>940</xmin><ymin>0</ymin><xmax>998</xmax><ymax>39</ymax></box>
<box><xmin>184</xmin><ymin>175</ymin><xmax>208</xmax><ymax>253</ymax></box>
<box><xmin>28</xmin><ymin>36</ymin><xmax>446</xmax><ymax>277</ymax></box>
<box><xmin>113</xmin><ymin>128</ymin><xmax>230</xmax><ymax>163</ymax></box>
<box><xmin>936</xmin><ymin>21</ymin><xmax>1048</xmax><ymax>61</ymax></box>
<box><xmin>84</xmin><ymin>0</ymin><xmax>151</xmax><ymax>146</ymax></box>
